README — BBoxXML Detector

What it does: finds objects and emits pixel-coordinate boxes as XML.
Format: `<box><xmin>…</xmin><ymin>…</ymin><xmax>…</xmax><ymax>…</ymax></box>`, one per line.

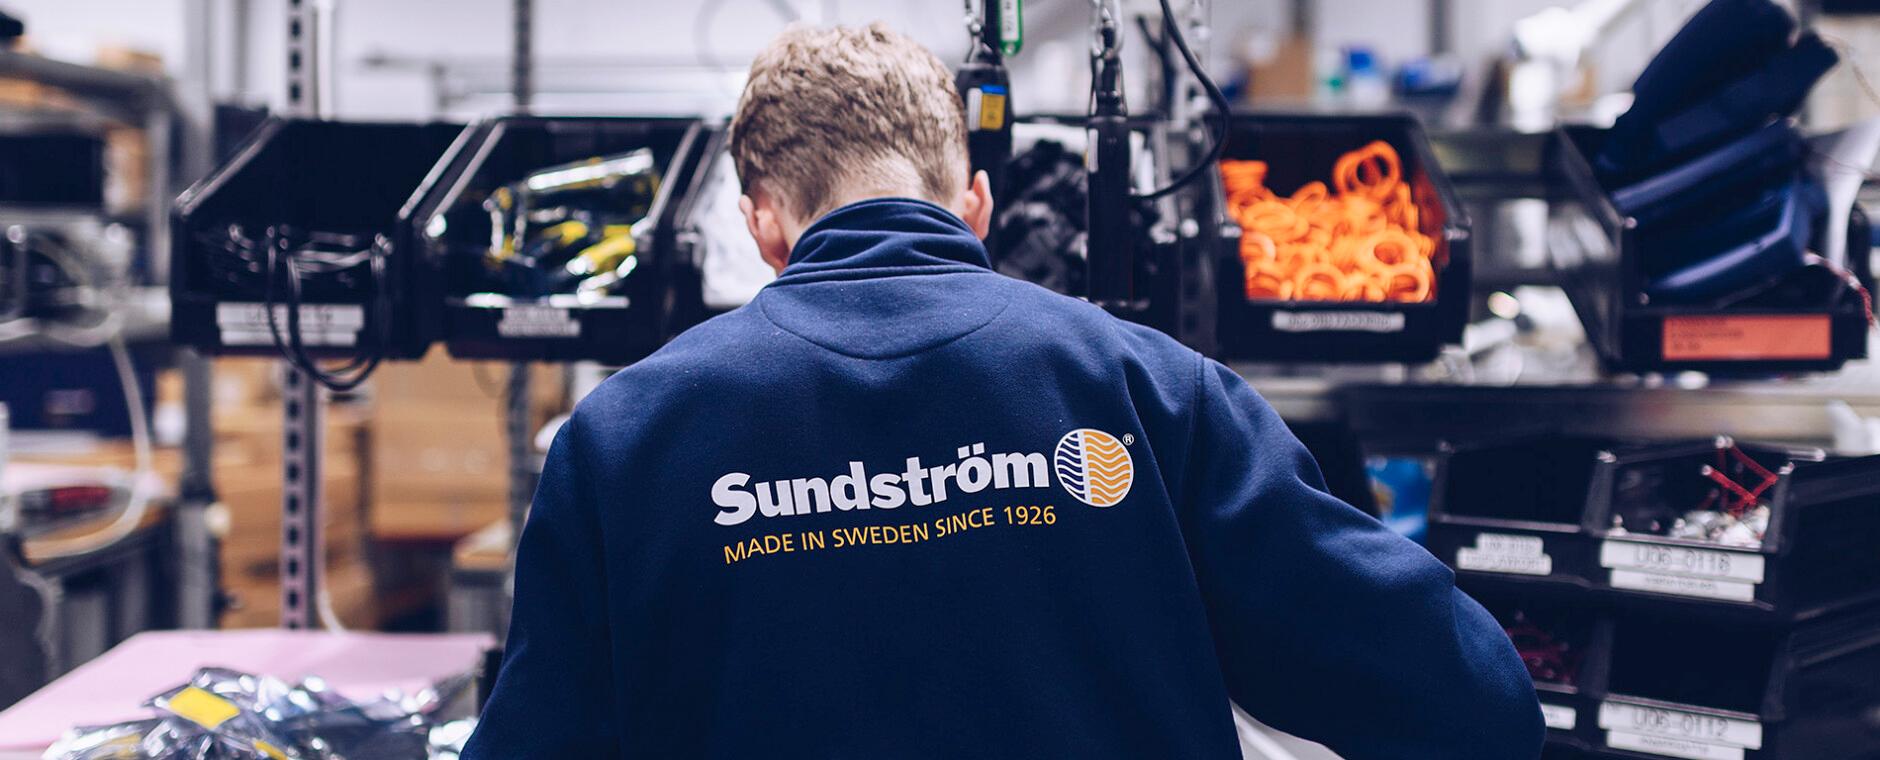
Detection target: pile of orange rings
<box><xmin>1220</xmin><ymin>140</ymin><xmax>1439</xmax><ymax>303</ymax></box>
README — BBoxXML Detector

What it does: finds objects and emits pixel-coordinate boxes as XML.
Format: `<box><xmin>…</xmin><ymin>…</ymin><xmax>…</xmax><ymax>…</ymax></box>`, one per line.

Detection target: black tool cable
<box><xmin>1133</xmin><ymin>0</ymin><xmax>1233</xmax><ymax>201</ymax></box>
<box><xmin>262</xmin><ymin>227</ymin><xmax>390</xmax><ymax>392</ymax></box>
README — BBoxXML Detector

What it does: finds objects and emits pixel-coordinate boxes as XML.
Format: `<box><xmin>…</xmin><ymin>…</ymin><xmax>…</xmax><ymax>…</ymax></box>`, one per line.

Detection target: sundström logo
<box><xmin>710</xmin><ymin>429</ymin><xmax>1135</xmax><ymax>526</ymax></box>
<box><xmin>1054</xmin><ymin>428</ymin><xmax>1132</xmax><ymax>507</ymax></box>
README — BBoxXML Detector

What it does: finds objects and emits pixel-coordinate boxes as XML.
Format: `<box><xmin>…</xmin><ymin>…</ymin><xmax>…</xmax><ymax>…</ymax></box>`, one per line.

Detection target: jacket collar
<box><xmin>771</xmin><ymin>197</ymin><xmax>992</xmax><ymax>285</ymax></box>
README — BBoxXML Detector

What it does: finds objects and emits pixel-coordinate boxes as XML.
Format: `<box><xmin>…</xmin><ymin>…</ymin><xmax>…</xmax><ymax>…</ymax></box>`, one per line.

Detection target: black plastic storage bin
<box><xmin>0</xmin><ymin>127</ymin><xmax>105</xmax><ymax>207</ymax></box>
<box><xmin>1458</xmin><ymin>587</ymin><xmax>1880</xmax><ymax>758</ymax></box>
<box><xmin>1590</xmin><ymin>440</ymin><xmax>1880</xmax><ymax>623</ymax></box>
<box><xmin>1436</xmin><ymin>436</ymin><xmax>1880</xmax><ymax>624</ymax></box>
<box><xmin>1589</xmin><ymin>603</ymin><xmax>1880</xmax><ymax>759</ymax></box>
<box><xmin>1428</xmin><ymin>436</ymin><xmax>1619</xmax><ymax>594</ymax></box>
<box><xmin>660</xmin><ymin>123</ymin><xmax>737</xmax><ymax>338</ymax></box>
<box><xmin>1547</xmin><ymin>126</ymin><xmax>1872</xmax><ymax>373</ymax></box>
<box><xmin>404</xmin><ymin>116</ymin><xmax>712</xmax><ymax>364</ymax></box>
<box><xmin>1469</xmin><ymin>587</ymin><xmax>1611</xmax><ymax>751</ymax></box>
<box><xmin>664</xmin><ymin>114</ymin><xmax>1222</xmax><ymax>355</ymax></box>
<box><xmin>172</xmin><ymin>118</ymin><xmax>463</xmax><ymax>358</ymax></box>
<box><xmin>1210</xmin><ymin>112</ymin><xmax>1470</xmax><ymax>362</ymax></box>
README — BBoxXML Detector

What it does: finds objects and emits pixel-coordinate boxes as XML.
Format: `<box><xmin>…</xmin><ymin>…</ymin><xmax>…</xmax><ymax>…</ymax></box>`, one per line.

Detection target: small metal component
<box><xmin>1744</xmin><ymin>504</ymin><xmax>1772</xmax><ymax>538</ymax></box>
<box><xmin>1718</xmin><ymin>521</ymin><xmax>1759</xmax><ymax>547</ymax></box>
<box><xmin>1668</xmin><ymin>517</ymin><xmax>1694</xmax><ymax>540</ymax></box>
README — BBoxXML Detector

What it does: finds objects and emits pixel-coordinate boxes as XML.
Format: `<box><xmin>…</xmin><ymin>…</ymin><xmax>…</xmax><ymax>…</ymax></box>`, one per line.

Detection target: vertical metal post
<box><xmin>505</xmin><ymin>366</ymin><xmax>535</xmax><ymax>541</ymax></box>
<box><xmin>1429</xmin><ymin>0</ymin><xmax>1450</xmax><ymax>56</ymax></box>
<box><xmin>143</xmin><ymin>113</ymin><xmax>172</xmax><ymax>286</ymax></box>
<box><xmin>1290</xmin><ymin>0</ymin><xmax>1312</xmax><ymax>37</ymax></box>
<box><xmin>172</xmin><ymin>0</ymin><xmax>220</xmax><ymax>632</ymax></box>
<box><xmin>1087</xmin><ymin>2</ymin><xmax>1134</xmax><ymax>308</ymax></box>
<box><xmin>284</xmin><ymin>0</ymin><xmax>317</xmax><ymax>118</ymax></box>
<box><xmin>278</xmin><ymin>0</ymin><xmax>326</xmax><ymax>630</ymax></box>
<box><xmin>278</xmin><ymin>367</ymin><xmax>325</xmax><ymax>630</ymax></box>
<box><xmin>506</xmin><ymin>0</ymin><xmax>537</xmax><ymax>546</ymax></box>
<box><xmin>512</xmin><ymin>0</ymin><xmax>533</xmax><ymax>114</ymax></box>
<box><xmin>175</xmin><ymin>351</ymin><xmax>218</xmax><ymax>629</ymax></box>
<box><xmin>230</xmin><ymin>0</ymin><xmax>250</xmax><ymax>100</ymax></box>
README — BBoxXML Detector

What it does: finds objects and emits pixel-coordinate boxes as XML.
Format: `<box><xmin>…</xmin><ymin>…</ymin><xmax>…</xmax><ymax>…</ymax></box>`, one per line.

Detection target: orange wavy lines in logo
<box><xmin>1054</xmin><ymin>428</ymin><xmax>1134</xmax><ymax>508</ymax></box>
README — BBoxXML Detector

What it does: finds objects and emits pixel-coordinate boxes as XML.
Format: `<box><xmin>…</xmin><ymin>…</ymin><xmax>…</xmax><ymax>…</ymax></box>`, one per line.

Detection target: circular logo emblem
<box><xmin>1054</xmin><ymin>428</ymin><xmax>1133</xmax><ymax>507</ymax></box>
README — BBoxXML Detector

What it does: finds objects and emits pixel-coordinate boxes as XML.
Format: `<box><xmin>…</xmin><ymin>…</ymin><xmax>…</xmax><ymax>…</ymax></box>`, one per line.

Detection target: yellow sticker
<box><xmin>254</xmin><ymin>740</ymin><xmax>290</xmax><ymax>760</ymax></box>
<box><xmin>165</xmin><ymin>686</ymin><xmax>241</xmax><ymax>729</ymax></box>
<box><xmin>978</xmin><ymin>93</ymin><xmax>1007</xmax><ymax>130</ymax></box>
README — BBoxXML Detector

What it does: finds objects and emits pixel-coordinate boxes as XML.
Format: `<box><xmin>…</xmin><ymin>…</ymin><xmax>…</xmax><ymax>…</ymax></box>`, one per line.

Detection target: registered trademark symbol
<box><xmin>1122</xmin><ymin>433</ymin><xmax>1135</xmax><ymax>445</ymax></box>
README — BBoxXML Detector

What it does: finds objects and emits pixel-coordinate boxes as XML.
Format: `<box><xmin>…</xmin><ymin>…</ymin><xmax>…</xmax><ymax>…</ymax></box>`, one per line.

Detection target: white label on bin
<box><xmin>1599</xmin><ymin>701</ymin><xmax>1762</xmax><ymax>752</ymax></box>
<box><xmin>1270</xmin><ymin>310</ymin><xmax>1406</xmax><ymax>334</ymax></box>
<box><xmin>215</xmin><ymin>302</ymin><xmax>362</xmax><ymax>347</ymax></box>
<box><xmin>1606</xmin><ymin>731</ymin><xmax>1743</xmax><ymax>760</ymax></box>
<box><xmin>1608</xmin><ymin>569</ymin><xmax>1757</xmax><ymax>602</ymax></box>
<box><xmin>1541</xmin><ymin>703</ymin><xmax>1578</xmax><ymax>731</ymax></box>
<box><xmin>1455</xmin><ymin>532</ymin><xmax>1553</xmax><ymax>576</ymax></box>
<box><xmin>1600</xmin><ymin>539</ymin><xmax>1764</xmax><ymax>582</ymax></box>
<box><xmin>496</xmin><ymin>306</ymin><xmax>580</xmax><ymax>338</ymax></box>
<box><xmin>1475</xmin><ymin>532</ymin><xmax>1545</xmax><ymax>556</ymax></box>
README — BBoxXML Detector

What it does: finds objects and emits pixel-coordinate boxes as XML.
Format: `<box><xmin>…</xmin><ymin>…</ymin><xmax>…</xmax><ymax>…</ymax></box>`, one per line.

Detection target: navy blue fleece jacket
<box><xmin>464</xmin><ymin>198</ymin><xmax>1541</xmax><ymax>759</ymax></box>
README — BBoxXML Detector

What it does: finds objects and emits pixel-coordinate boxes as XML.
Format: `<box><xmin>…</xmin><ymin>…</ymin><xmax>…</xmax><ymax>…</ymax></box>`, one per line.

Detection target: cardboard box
<box><xmin>222</xmin><ymin>556</ymin><xmax>379</xmax><ymax>629</ymax></box>
<box><xmin>93</xmin><ymin>46</ymin><xmax>164</xmax><ymax>75</ymax></box>
<box><xmin>154</xmin><ymin>358</ymin><xmax>388</xmax><ymax>629</ymax></box>
<box><xmin>372</xmin><ymin>347</ymin><xmax>561</xmax><ymax>408</ymax></box>
<box><xmin>368</xmin><ymin>348</ymin><xmax>547</xmax><ymax>548</ymax></box>
<box><xmin>211</xmin><ymin>400</ymin><xmax>373</xmax><ymax>629</ymax></box>
<box><xmin>372</xmin><ymin>402</ymin><xmax>505</xmax><ymax>499</ymax></box>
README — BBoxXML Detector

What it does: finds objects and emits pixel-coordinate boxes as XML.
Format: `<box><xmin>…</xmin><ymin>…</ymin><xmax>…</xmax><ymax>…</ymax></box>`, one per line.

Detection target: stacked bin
<box><xmin>1547</xmin><ymin>127</ymin><xmax>1873</xmax><ymax>374</ymax></box>
<box><xmin>402</xmin><ymin>116</ymin><xmax>714</xmax><ymax>364</ymax></box>
<box><xmin>1209</xmin><ymin>113</ymin><xmax>1471</xmax><ymax>363</ymax></box>
<box><xmin>171</xmin><ymin>118</ymin><xmax>463</xmax><ymax>359</ymax></box>
<box><xmin>1429</xmin><ymin>437</ymin><xmax>1880</xmax><ymax>757</ymax></box>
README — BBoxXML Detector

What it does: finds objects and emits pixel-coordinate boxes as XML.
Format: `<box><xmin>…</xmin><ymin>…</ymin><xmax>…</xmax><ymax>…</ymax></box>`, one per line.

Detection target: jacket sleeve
<box><xmin>1180</xmin><ymin>359</ymin><xmax>1542</xmax><ymax>760</ymax></box>
<box><xmin>463</xmin><ymin>413</ymin><xmax>620</xmax><ymax>758</ymax></box>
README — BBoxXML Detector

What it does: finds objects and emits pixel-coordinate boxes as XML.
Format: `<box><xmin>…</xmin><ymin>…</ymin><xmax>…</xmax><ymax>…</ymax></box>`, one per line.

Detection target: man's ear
<box><xmin>740</xmin><ymin>193</ymin><xmax>792</xmax><ymax>274</ymax></box>
<box><xmin>954</xmin><ymin>170</ymin><xmax>994</xmax><ymax>240</ymax></box>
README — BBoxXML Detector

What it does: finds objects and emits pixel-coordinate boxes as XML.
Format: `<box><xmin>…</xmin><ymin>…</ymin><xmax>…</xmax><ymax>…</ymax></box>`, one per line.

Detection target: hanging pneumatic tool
<box><xmin>1086</xmin><ymin>0</ymin><xmax>1231</xmax><ymax>312</ymax></box>
<box><xmin>957</xmin><ymin>1</ymin><xmax>1021</xmax><ymax>224</ymax></box>
<box><xmin>1086</xmin><ymin>0</ymin><xmax>1135</xmax><ymax>308</ymax></box>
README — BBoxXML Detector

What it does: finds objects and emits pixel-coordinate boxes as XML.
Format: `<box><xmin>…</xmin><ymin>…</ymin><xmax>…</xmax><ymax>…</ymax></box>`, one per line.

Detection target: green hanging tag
<box><xmin>999</xmin><ymin>0</ymin><xmax>1023</xmax><ymax>56</ymax></box>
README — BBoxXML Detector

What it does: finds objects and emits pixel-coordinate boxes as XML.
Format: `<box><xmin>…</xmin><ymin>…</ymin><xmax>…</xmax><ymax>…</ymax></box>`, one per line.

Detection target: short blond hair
<box><xmin>729</xmin><ymin>23</ymin><xmax>968</xmax><ymax>222</ymax></box>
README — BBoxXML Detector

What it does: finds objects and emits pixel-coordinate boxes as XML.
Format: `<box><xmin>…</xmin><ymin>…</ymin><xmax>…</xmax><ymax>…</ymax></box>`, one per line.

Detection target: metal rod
<box><xmin>230</xmin><ymin>0</ymin><xmax>250</xmax><ymax>99</ymax></box>
<box><xmin>278</xmin><ymin>366</ymin><xmax>325</xmax><ymax>630</ymax></box>
<box><xmin>284</xmin><ymin>0</ymin><xmax>316</xmax><ymax>118</ymax></box>
<box><xmin>143</xmin><ymin>110</ymin><xmax>171</xmax><ymax>293</ymax></box>
<box><xmin>1290</xmin><ymin>0</ymin><xmax>1312</xmax><ymax>38</ymax></box>
<box><xmin>1086</xmin><ymin>1</ymin><xmax>1134</xmax><ymax>306</ymax></box>
<box><xmin>1430</xmin><ymin>0</ymin><xmax>1451</xmax><ymax>55</ymax></box>
<box><xmin>278</xmin><ymin>0</ymin><xmax>326</xmax><ymax>630</ymax></box>
<box><xmin>512</xmin><ymin>0</ymin><xmax>533</xmax><ymax>112</ymax></box>
<box><xmin>506</xmin><ymin>364</ymin><xmax>535</xmax><ymax>545</ymax></box>
<box><xmin>175</xmin><ymin>349</ymin><xmax>218</xmax><ymax>629</ymax></box>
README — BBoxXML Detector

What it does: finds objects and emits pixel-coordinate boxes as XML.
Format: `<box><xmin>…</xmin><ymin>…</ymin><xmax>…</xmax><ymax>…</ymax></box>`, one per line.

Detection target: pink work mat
<box><xmin>0</xmin><ymin>629</ymin><xmax>493</xmax><ymax>749</ymax></box>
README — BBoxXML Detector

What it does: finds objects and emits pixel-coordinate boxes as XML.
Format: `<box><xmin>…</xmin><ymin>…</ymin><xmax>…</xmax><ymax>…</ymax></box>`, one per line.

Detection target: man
<box><xmin>465</xmin><ymin>23</ymin><xmax>1542</xmax><ymax>760</ymax></box>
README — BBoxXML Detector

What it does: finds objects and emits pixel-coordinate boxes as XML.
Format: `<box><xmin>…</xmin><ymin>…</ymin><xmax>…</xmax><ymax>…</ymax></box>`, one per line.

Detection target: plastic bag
<box><xmin>43</xmin><ymin>668</ymin><xmax>476</xmax><ymax>760</ymax></box>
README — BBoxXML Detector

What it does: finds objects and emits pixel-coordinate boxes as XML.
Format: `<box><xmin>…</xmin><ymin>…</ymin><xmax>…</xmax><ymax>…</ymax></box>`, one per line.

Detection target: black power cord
<box><xmin>1133</xmin><ymin>0</ymin><xmax>1233</xmax><ymax>202</ymax></box>
<box><xmin>260</xmin><ymin>227</ymin><xmax>391</xmax><ymax>392</ymax></box>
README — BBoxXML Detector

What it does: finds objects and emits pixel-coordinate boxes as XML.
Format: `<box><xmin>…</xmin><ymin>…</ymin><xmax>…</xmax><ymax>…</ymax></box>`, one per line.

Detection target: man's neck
<box><xmin>785</xmin><ymin>188</ymin><xmax>954</xmax><ymax>248</ymax></box>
